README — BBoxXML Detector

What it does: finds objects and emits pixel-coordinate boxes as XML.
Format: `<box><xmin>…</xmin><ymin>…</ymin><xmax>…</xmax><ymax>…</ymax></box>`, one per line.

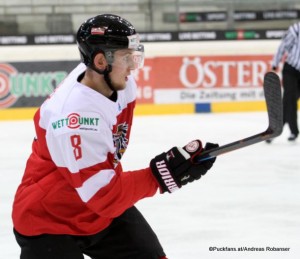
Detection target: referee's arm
<box><xmin>272</xmin><ymin>23</ymin><xmax>300</xmax><ymax>69</ymax></box>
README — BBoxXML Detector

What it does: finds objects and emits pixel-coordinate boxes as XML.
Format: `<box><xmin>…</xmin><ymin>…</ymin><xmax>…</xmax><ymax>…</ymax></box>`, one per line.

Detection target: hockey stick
<box><xmin>197</xmin><ymin>71</ymin><xmax>283</xmax><ymax>162</ymax></box>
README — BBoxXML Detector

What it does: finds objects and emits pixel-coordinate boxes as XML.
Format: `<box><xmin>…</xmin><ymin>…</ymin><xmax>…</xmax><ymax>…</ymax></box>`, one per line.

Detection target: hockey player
<box><xmin>12</xmin><ymin>14</ymin><xmax>218</xmax><ymax>259</ymax></box>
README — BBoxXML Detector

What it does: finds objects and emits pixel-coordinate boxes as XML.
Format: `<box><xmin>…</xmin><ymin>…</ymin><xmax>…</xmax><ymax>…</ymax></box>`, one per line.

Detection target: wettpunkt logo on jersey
<box><xmin>51</xmin><ymin>113</ymin><xmax>100</xmax><ymax>131</ymax></box>
<box><xmin>0</xmin><ymin>64</ymin><xmax>18</xmax><ymax>108</ymax></box>
<box><xmin>0</xmin><ymin>62</ymin><xmax>67</xmax><ymax>108</ymax></box>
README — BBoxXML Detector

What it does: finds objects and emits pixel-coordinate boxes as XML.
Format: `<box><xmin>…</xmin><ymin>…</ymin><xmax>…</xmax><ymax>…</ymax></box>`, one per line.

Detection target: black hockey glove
<box><xmin>150</xmin><ymin>140</ymin><xmax>218</xmax><ymax>193</ymax></box>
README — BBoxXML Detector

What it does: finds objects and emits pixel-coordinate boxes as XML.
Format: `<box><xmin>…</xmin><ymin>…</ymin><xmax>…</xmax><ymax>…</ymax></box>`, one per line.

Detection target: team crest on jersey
<box><xmin>113</xmin><ymin>122</ymin><xmax>129</xmax><ymax>166</ymax></box>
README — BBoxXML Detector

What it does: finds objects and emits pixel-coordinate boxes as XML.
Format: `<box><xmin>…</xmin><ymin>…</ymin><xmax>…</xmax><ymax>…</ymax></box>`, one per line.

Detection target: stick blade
<box><xmin>263</xmin><ymin>72</ymin><xmax>283</xmax><ymax>138</ymax></box>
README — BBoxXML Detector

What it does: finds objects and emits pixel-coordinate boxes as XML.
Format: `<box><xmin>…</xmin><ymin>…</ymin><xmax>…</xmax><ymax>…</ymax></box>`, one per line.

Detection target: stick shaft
<box><xmin>198</xmin><ymin>128</ymin><xmax>273</xmax><ymax>161</ymax></box>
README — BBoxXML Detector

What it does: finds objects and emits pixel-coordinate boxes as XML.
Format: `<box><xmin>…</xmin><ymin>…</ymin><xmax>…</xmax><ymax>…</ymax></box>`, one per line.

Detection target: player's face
<box><xmin>109</xmin><ymin>49</ymin><xmax>144</xmax><ymax>90</ymax></box>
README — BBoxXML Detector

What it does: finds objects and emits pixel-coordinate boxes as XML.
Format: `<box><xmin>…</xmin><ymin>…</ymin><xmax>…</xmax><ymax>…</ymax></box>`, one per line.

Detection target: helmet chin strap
<box><xmin>91</xmin><ymin>64</ymin><xmax>116</xmax><ymax>93</ymax></box>
<box><xmin>103</xmin><ymin>66</ymin><xmax>115</xmax><ymax>92</ymax></box>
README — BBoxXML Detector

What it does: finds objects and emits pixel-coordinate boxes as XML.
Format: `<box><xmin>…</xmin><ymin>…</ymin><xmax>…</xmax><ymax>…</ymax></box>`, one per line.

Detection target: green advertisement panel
<box><xmin>0</xmin><ymin>61</ymin><xmax>79</xmax><ymax>109</ymax></box>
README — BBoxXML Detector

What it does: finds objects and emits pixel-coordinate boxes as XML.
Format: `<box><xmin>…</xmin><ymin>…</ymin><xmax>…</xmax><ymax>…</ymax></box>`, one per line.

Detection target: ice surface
<box><xmin>1</xmin><ymin>112</ymin><xmax>299</xmax><ymax>259</ymax></box>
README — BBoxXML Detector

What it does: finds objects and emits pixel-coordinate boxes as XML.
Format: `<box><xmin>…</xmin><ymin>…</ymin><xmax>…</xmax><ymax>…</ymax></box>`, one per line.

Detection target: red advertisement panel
<box><xmin>134</xmin><ymin>55</ymin><xmax>275</xmax><ymax>104</ymax></box>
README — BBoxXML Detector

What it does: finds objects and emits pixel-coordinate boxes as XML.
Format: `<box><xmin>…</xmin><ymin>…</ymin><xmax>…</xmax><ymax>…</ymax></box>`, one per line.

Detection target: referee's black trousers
<box><xmin>282</xmin><ymin>63</ymin><xmax>300</xmax><ymax>136</ymax></box>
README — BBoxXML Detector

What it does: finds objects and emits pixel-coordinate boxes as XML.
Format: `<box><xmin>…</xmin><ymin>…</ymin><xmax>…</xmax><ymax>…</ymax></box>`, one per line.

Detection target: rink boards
<box><xmin>0</xmin><ymin>100</ymin><xmax>270</xmax><ymax>120</ymax></box>
<box><xmin>1</xmin><ymin>40</ymin><xmax>298</xmax><ymax>120</ymax></box>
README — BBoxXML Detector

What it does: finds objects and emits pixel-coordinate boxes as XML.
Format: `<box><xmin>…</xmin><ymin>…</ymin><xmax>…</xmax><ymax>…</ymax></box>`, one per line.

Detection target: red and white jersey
<box><xmin>12</xmin><ymin>63</ymin><xmax>159</xmax><ymax>236</ymax></box>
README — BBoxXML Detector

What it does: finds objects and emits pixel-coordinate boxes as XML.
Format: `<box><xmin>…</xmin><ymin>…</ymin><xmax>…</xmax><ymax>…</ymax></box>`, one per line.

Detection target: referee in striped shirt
<box><xmin>272</xmin><ymin>22</ymin><xmax>300</xmax><ymax>142</ymax></box>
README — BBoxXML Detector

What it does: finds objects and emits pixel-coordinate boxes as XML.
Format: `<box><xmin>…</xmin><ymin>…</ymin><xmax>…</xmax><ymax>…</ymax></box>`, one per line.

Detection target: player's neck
<box><xmin>80</xmin><ymin>70</ymin><xmax>113</xmax><ymax>98</ymax></box>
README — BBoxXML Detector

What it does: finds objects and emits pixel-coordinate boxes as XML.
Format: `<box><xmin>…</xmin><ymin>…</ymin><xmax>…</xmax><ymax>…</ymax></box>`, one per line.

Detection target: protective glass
<box><xmin>106</xmin><ymin>44</ymin><xmax>144</xmax><ymax>70</ymax></box>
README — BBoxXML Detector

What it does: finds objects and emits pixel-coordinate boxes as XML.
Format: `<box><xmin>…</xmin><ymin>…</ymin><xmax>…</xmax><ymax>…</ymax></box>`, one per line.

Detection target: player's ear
<box><xmin>93</xmin><ymin>52</ymin><xmax>107</xmax><ymax>71</ymax></box>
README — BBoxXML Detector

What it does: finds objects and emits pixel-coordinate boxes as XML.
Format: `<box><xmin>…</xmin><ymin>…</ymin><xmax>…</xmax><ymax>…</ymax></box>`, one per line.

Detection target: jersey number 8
<box><xmin>70</xmin><ymin>135</ymin><xmax>82</xmax><ymax>160</ymax></box>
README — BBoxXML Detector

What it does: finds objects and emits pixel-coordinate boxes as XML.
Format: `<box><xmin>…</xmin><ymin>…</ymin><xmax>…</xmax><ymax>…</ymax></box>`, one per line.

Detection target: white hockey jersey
<box><xmin>12</xmin><ymin>63</ymin><xmax>159</xmax><ymax>235</ymax></box>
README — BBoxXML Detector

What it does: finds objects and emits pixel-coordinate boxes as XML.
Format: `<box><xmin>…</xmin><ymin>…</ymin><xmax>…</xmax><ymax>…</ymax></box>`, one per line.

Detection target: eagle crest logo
<box><xmin>112</xmin><ymin>122</ymin><xmax>129</xmax><ymax>166</ymax></box>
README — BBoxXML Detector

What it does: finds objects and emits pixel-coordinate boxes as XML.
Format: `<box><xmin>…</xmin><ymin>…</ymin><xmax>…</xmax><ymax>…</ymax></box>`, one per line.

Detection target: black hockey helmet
<box><xmin>76</xmin><ymin>14</ymin><xmax>144</xmax><ymax>69</ymax></box>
